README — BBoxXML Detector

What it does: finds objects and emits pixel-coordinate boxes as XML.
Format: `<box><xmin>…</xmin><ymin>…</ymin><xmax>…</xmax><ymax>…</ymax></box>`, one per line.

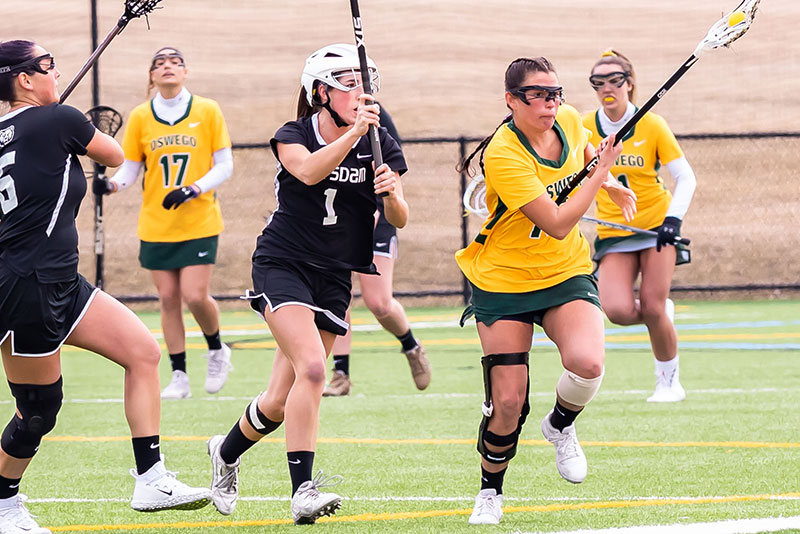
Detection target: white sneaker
<box><xmin>647</xmin><ymin>365</ymin><xmax>686</xmax><ymax>403</ymax></box>
<box><xmin>290</xmin><ymin>471</ymin><xmax>343</xmax><ymax>524</ymax></box>
<box><xmin>541</xmin><ymin>411</ymin><xmax>587</xmax><ymax>483</ymax></box>
<box><xmin>130</xmin><ymin>458</ymin><xmax>211</xmax><ymax>511</ymax></box>
<box><xmin>205</xmin><ymin>344</ymin><xmax>233</xmax><ymax>394</ymax></box>
<box><xmin>0</xmin><ymin>494</ymin><xmax>51</xmax><ymax>534</ymax></box>
<box><xmin>161</xmin><ymin>370</ymin><xmax>191</xmax><ymax>399</ymax></box>
<box><xmin>207</xmin><ymin>434</ymin><xmax>240</xmax><ymax>515</ymax></box>
<box><xmin>468</xmin><ymin>488</ymin><xmax>503</xmax><ymax>525</ymax></box>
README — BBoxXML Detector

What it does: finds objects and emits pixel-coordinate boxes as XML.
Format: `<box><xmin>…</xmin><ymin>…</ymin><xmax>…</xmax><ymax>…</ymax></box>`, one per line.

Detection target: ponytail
<box><xmin>456</xmin><ymin>115</ymin><xmax>512</xmax><ymax>177</ymax></box>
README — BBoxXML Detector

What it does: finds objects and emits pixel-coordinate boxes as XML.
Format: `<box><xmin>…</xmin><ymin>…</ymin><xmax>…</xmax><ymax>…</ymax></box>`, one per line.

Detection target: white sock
<box><xmin>654</xmin><ymin>356</ymin><xmax>679</xmax><ymax>383</ymax></box>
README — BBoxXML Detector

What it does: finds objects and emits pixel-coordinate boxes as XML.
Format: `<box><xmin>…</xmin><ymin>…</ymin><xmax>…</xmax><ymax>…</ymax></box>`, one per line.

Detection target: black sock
<box><xmin>396</xmin><ymin>329</ymin><xmax>418</xmax><ymax>352</ymax></box>
<box><xmin>218</xmin><ymin>419</ymin><xmax>280</xmax><ymax>465</ymax></box>
<box><xmin>204</xmin><ymin>330</ymin><xmax>223</xmax><ymax>351</ymax></box>
<box><xmin>169</xmin><ymin>352</ymin><xmax>186</xmax><ymax>373</ymax></box>
<box><xmin>0</xmin><ymin>475</ymin><xmax>21</xmax><ymax>499</ymax></box>
<box><xmin>132</xmin><ymin>435</ymin><xmax>160</xmax><ymax>474</ymax></box>
<box><xmin>332</xmin><ymin>354</ymin><xmax>350</xmax><ymax>375</ymax></box>
<box><xmin>287</xmin><ymin>451</ymin><xmax>315</xmax><ymax>495</ymax></box>
<box><xmin>480</xmin><ymin>466</ymin><xmax>506</xmax><ymax>495</ymax></box>
<box><xmin>549</xmin><ymin>401</ymin><xmax>583</xmax><ymax>432</ymax></box>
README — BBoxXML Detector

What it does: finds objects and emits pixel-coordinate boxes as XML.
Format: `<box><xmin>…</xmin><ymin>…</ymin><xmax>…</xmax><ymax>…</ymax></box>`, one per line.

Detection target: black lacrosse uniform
<box><xmin>373</xmin><ymin>107</ymin><xmax>401</xmax><ymax>258</ymax></box>
<box><xmin>246</xmin><ymin>113</ymin><xmax>407</xmax><ymax>335</ymax></box>
<box><xmin>0</xmin><ymin>104</ymin><xmax>98</xmax><ymax>356</ymax></box>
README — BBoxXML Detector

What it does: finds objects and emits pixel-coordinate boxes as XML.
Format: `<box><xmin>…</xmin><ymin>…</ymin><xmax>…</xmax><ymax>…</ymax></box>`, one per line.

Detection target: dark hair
<box><xmin>0</xmin><ymin>40</ymin><xmax>37</xmax><ymax>103</ymax></box>
<box><xmin>591</xmin><ymin>49</ymin><xmax>636</xmax><ymax>103</ymax></box>
<box><xmin>457</xmin><ymin>57</ymin><xmax>557</xmax><ymax>176</ymax></box>
<box><xmin>296</xmin><ymin>85</ymin><xmax>322</xmax><ymax>120</ymax></box>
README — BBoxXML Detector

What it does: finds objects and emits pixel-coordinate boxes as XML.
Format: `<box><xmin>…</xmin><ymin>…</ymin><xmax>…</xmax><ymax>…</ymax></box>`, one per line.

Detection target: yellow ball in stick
<box><xmin>728</xmin><ymin>11</ymin><xmax>746</xmax><ymax>27</ymax></box>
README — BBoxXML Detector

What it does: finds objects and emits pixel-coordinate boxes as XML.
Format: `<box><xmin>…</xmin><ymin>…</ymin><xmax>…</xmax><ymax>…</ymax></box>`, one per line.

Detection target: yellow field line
<box><xmin>47</xmin><ymin>492</ymin><xmax>800</xmax><ymax>532</ymax></box>
<box><xmin>42</xmin><ymin>435</ymin><xmax>800</xmax><ymax>448</ymax></box>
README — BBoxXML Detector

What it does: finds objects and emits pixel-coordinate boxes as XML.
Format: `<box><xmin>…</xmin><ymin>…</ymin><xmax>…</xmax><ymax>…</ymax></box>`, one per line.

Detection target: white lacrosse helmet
<box><xmin>301</xmin><ymin>43</ymin><xmax>380</xmax><ymax>105</ymax></box>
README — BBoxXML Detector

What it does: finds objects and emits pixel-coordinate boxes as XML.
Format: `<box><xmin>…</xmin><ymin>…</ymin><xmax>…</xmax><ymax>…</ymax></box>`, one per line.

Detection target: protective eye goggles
<box><xmin>0</xmin><ymin>54</ymin><xmax>56</xmax><ymax>75</ymax></box>
<box><xmin>329</xmin><ymin>68</ymin><xmax>381</xmax><ymax>93</ymax></box>
<box><xmin>589</xmin><ymin>71</ymin><xmax>630</xmax><ymax>90</ymax></box>
<box><xmin>150</xmin><ymin>52</ymin><xmax>185</xmax><ymax>71</ymax></box>
<box><xmin>510</xmin><ymin>85</ymin><xmax>565</xmax><ymax>105</ymax></box>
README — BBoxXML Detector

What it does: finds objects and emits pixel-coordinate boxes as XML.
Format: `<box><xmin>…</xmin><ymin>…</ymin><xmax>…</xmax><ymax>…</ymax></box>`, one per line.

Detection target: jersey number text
<box><xmin>159</xmin><ymin>153</ymin><xmax>191</xmax><ymax>187</ymax></box>
<box><xmin>0</xmin><ymin>151</ymin><xmax>18</xmax><ymax>215</ymax></box>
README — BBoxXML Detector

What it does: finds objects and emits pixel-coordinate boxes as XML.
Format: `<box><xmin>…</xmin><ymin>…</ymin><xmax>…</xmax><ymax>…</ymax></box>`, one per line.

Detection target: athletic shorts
<box><xmin>244</xmin><ymin>257</ymin><xmax>352</xmax><ymax>336</ymax></box>
<box><xmin>139</xmin><ymin>235</ymin><xmax>219</xmax><ymax>270</ymax></box>
<box><xmin>460</xmin><ymin>274</ymin><xmax>601</xmax><ymax>328</ymax></box>
<box><xmin>0</xmin><ymin>265</ymin><xmax>99</xmax><ymax>357</ymax></box>
<box><xmin>373</xmin><ymin>212</ymin><xmax>398</xmax><ymax>259</ymax></box>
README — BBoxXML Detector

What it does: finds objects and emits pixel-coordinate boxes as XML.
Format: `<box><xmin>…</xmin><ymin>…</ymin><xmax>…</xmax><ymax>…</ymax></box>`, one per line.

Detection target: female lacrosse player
<box><xmin>324</xmin><ymin>106</ymin><xmax>431</xmax><ymax>397</ymax></box>
<box><xmin>97</xmin><ymin>47</ymin><xmax>234</xmax><ymax>400</ymax></box>
<box><xmin>206</xmin><ymin>44</ymin><xmax>408</xmax><ymax>524</ymax></box>
<box><xmin>0</xmin><ymin>40</ymin><xmax>210</xmax><ymax>533</ymax></box>
<box><xmin>455</xmin><ymin>57</ymin><xmax>635</xmax><ymax>525</ymax></box>
<box><xmin>584</xmin><ymin>50</ymin><xmax>696</xmax><ymax>403</ymax></box>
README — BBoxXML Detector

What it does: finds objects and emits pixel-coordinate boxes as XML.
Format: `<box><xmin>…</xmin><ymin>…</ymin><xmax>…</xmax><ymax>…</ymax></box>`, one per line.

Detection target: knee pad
<box><xmin>1</xmin><ymin>377</ymin><xmax>63</xmax><ymax>459</ymax></box>
<box><xmin>477</xmin><ymin>353</ymin><xmax>530</xmax><ymax>463</ymax></box>
<box><xmin>556</xmin><ymin>368</ymin><xmax>604</xmax><ymax>407</ymax></box>
<box><xmin>245</xmin><ymin>393</ymin><xmax>282</xmax><ymax>436</ymax></box>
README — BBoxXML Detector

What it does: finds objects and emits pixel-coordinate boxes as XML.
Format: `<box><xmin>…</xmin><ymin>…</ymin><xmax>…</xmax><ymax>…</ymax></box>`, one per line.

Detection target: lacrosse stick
<box><xmin>581</xmin><ymin>216</ymin><xmax>691</xmax><ymax>246</ymax></box>
<box><xmin>60</xmin><ymin>0</ymin><xmax>163</xmax><ymax>103</ymax></box>
<box><xmin>554</xmin><ymin>0</ymin><xmax>760</xmax><ymax>205</ymax></box>
<box><xmin>349</xmin><ymin>0</ymin><xmax>387</xmax><ymax>197</ymax></box>
<box><xmin>85</xmin><ymin>105</ymin><xmax>123</xmax><ymax>289</ymax></box>
<box><xmin>463</xmin><ymin>174</ymin><xmax>692</xmax><ymax>247</ymax></box>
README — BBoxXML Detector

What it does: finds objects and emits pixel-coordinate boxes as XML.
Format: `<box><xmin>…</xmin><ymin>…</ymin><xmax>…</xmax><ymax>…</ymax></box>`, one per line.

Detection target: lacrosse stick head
<box><xmin>463</xmin><ymin>175</ymin><xmax>490</xmax><ymax>219</ymax></box>
<box><xmin>85</xmin><ymin>106</ymin><xmax>123</xmax><ymax>138</ymax></box>
<box><xmin>696</xmin><ymin>0</ymin><xmax>760</xmax><ymax>55</ymax></box>
<box><xmin>122</xmin><ymin>0</ymin><xmax>163</xmax><ymax>24</ymax></box>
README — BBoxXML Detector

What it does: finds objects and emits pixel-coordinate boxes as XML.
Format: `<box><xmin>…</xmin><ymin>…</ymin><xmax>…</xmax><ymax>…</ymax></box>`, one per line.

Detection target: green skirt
<box><xmin>139</xmin><ymin>236</ymin><xmax>219</xmax><ymax>270</ymax></box>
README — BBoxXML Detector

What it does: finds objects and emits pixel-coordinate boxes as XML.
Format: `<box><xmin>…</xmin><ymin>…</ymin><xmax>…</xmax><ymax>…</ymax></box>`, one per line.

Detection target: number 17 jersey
<box><xmin>256</xmin><ymin>113</ymin><xmax>407</xmax><ymax>273</ymax></box>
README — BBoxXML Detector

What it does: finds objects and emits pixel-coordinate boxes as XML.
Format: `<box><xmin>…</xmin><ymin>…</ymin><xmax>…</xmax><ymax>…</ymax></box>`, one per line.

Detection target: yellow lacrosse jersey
<box><xmin>583</xmin><ymin>110</ymin><xmax>683</xmax><ymax>239</ymax></box>
<box><xmin>456</xmin><ymin>104</ymin><xmax>594</xmax><ymax>293</ymax></box>
<box><xmin>122</xmin><ymin>95</ymin><xmax>231</xmax><ymax>242</ymax></box>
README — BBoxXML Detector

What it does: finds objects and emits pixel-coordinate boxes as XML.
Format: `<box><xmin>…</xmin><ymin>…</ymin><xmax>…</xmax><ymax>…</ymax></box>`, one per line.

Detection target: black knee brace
<box><xmin>1</xmin><ymin>377</ymin><xmax>63</xmax><ymax>459</ymax></box>
<box><xmin>477</xmin><ymin>353</ymin><xmax>530</xmax><ymax>464</ymax></box>
<box><xmin>244</xmin><ymin>394</ymin><xmax>282</xmax><ymax>436</ymax></box>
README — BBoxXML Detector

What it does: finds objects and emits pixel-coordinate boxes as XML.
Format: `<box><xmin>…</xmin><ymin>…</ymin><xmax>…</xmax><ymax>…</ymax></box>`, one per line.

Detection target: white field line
<box><xmin>28</xmin><ymin>495</ymin><xmax>800</xmax><ymax>505</ymax></box>
<box><xmin>519</xmin><ymin>514</ymin><xmax>800</xmax><ymax>534</ymax></box>
<box><xmin>0</xmin><ymin>387</ymin><xmax>790</xmax><ymax>406</ymax></box>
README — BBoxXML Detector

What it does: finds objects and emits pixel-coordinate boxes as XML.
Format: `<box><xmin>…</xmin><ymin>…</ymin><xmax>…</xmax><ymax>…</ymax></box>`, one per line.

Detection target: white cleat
<box><xmin>161</xmin><ymin>370</ymin><xmax>191</xmax><ymax>399</ymax></box>
<box><xmin>647</xmin><ymin>369</ymin><xmax>686</xmax><ymax>403</ymax></box>
<box><xmin>130</xmin><ymin>458</ymin><xmax>211</xmax><ymax>512</ymax></box>
<box><xmin>207</xmin><ymin>434</ymin><xmax>240</xmax><ymax>515</ymax></box>
<box><xmin>541</xmin><ymin>411</ymin><xmax>587</xmax><ymax>484</ymax></box>
<box><xmin>468</xmin><ymin>488</ymin><xmax>503</xmax><ymax>525</ymax></box>
<box><xmin>205</xmin><ymin>344</ymin><xmax>233</xmax><ymax>394</ymax></box>
<box><xmin>290</xmin><ymin>471</ymin><xmax>343</xmax><ymax>525</ymax></box>
<box><xmin>0</xmin><ymin>494</ymin><xmax>51</xmax><ymax>534</ymax></box>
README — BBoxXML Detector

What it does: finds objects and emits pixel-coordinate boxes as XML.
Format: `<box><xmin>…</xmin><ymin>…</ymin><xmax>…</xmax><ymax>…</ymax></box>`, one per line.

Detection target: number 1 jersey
<box><xmin>256</xmin><ymin>113</ymin><xmax>407</xmax><ymax>273</ymax></box>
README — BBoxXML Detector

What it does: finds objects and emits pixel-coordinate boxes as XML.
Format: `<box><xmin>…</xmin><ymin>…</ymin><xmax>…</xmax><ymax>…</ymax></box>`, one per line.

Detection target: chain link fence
<box><xmin>76</xmin><ymin>132</ymin><xmax>800</xmax><ymax>304</ymax></box>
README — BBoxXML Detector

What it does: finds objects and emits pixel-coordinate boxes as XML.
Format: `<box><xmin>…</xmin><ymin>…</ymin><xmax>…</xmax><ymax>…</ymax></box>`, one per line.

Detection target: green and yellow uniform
<box><xmin>456</xmin><ymin>105</ymin><xmax>594</xmax><ymax>295</ymax></box>
<box><xmin>583</xmin><ymin>110</ymin><xmax>682</xmax><ymax>239</ymax></box>
<box><xmin>122</xmin><ymin>95</ymin><xmax>231</xmax><ymax>243</ymax></box>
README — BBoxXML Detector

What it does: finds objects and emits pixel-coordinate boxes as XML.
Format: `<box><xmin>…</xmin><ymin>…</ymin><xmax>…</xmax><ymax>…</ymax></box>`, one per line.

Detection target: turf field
<box><xmin>3</xmin><ymin>299</ymin><xmax>800</xmax><ymax>533</ymax></box>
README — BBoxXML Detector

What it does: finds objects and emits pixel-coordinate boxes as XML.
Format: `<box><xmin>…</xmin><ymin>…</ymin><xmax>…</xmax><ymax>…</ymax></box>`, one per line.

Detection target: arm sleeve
<box><xmin>484</xmin><ymin>142</ymin><xmax>546</xmax><ymax>212</ymax></box>
<box><xmin>665</xmin><ymin>156</ymin><xmax>696</xmax><ymax>219</ymax></box>
<box><xmin>192</xmin><ymin>147</ymin><xmax>233</xmax><ymax>193</ymax></box>
<box><xmin>109</xmin><ymin>159</ymin><xmax>144</xmax><ymax>191</ymax></box>
<box><xmin>55</xmin><ymin>104</ymin><xmax>95</xmax><ymax>155</ymax></box>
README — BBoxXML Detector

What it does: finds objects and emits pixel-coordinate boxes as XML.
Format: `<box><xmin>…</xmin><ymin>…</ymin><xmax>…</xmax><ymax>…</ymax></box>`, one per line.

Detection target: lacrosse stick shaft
<box><xmin>349</xmin><ymin>0</ymin><xmax>387</xmax><ymax>197</ymax></box>
<box><xmin>59</xmin><ymin>24</ymin><xmax>124</xmax><ymax>104</ymax></box>
<box><xmin>94</xmin><ymin>163</ymin><xmax>107</xmax><ymax>289</ymax></box>
<box><xmin>581</xmin><ymin>216</ymin><xmax>691</xmax><ymax>246</ymax></box>
<box><xmin>555</xmin><ymin>53</ymin><xmax>700</xmax><ymax>205</ymax></box>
